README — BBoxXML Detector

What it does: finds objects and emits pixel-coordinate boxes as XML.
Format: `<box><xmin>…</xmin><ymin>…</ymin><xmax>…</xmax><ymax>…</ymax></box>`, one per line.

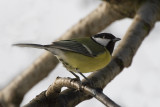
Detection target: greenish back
<box><xmin>72</xmin><ymin>37</ymin><xmax>107</xmax><ymax>56</ymax></box>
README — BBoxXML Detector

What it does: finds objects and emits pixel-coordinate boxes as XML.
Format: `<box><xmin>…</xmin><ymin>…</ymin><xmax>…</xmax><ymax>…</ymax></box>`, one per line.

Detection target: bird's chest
<box><xmin>56</xmin><ymin>50</ymin><xmax>111</xmax><ymax>73</ymax></box>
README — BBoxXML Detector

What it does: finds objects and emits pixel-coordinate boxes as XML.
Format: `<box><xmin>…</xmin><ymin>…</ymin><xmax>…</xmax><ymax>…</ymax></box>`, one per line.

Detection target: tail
<box><xmin>13</xmin><ymin>43</ymin><xmax>46</xmax><ymax>49</ymax></box>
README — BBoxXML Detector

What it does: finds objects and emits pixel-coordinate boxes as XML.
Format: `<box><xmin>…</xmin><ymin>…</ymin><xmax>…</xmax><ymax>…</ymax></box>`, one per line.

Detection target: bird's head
<box><xmin>92</xmin><ymin>33</ymin><xmax>121</xmax><ymax>54</ymax></box>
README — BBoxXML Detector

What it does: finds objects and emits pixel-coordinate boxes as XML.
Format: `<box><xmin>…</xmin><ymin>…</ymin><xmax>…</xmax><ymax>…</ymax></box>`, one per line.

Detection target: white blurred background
<box><xmin>0</xmin><ymin>0</ymin><xmax>160</xmax><ymax>107</ymax></box>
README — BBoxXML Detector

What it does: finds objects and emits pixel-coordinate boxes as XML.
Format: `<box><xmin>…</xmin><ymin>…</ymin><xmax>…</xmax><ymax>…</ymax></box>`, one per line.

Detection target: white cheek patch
<box><xmin>92</xmin><ymin>37</ymin><xmax>110</xmax><ymax>46</ymax></box>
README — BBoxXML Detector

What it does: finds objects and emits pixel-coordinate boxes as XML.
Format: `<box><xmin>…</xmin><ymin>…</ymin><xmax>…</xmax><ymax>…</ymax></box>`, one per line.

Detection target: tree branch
<box><xmin>24</xmin><ymin>77</ymin><xmax>120</xmax><ymax>107</ymax></box>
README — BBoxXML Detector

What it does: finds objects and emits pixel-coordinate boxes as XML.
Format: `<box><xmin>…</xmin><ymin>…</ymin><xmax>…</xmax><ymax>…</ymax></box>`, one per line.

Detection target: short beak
<box><xmin>113</xmin><ymin>38</ymin><xmax>121</xmax><ymax>42</ymax></box>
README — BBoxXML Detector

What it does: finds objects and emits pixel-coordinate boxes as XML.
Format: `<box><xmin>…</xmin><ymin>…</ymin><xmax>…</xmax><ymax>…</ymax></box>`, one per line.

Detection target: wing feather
<box><xmin>48</xmin><ymin>40</ymin><xmax>95</xmax><ymax>57</ymax></box>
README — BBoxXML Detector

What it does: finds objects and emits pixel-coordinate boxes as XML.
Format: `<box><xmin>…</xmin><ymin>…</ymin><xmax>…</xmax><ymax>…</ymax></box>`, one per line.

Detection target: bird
<box><xmin>13</xmin><ymin>33</ymin><xmax>120</xmax><ymax>80</ymax></box>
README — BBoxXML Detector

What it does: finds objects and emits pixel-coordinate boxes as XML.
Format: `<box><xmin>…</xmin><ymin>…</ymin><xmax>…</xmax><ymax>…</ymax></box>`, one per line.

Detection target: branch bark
<box><xmin>24</xmin><ymin>77</ymin><xmax>120</xmax><ymax>107</ymax></box>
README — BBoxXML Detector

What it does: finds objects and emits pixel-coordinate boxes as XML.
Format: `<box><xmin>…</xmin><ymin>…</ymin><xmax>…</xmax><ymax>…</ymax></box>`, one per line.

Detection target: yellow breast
<box><xmin>60</xmin><ymin>50</ymin><xmax>111</xmax><ymax>73</ymax></box>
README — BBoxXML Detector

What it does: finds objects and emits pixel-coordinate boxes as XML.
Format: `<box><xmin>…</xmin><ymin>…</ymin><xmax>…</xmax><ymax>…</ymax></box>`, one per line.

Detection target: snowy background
<box><xmin>0</xmin><ymin>0</ymin><xmax>160</xmax><ymax>107</ymax></box>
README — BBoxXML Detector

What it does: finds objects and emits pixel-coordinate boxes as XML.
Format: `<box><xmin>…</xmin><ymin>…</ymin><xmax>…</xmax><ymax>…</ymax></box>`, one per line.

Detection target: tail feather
<box><xmin>13</xmin><ymin>43</ymin><xmax>46</xmax><ymax>49</ymax></box>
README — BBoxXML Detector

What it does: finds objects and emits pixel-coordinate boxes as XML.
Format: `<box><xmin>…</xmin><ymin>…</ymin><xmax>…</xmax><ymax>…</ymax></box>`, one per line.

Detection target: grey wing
<box><xmin>48</xmin><ymin>40</ymin><xmax>94</xmax><ymax>57</ymax></box>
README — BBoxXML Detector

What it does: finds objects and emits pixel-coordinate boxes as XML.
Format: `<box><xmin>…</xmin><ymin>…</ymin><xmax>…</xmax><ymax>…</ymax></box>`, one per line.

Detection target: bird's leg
<box><xmin>75</xmin><ymin>69</ymin><xmax>89</xmax><ymax>81</ymax></box>
<box><xmin>75</xmin><ymin>69</ymin><xmax>95</xmax><ymax>87</ymax></box>
<box><xmin>69</xmin><ymin>71</ymin><xmax>80</xmax><ymax>81</ymax></box>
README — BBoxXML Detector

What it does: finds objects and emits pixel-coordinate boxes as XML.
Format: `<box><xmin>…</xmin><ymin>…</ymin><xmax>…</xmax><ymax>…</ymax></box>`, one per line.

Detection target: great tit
<box><xmin>14</xmin><ymin>33</ymin><xmax>120</xmax><ymax>79</ymax></box>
